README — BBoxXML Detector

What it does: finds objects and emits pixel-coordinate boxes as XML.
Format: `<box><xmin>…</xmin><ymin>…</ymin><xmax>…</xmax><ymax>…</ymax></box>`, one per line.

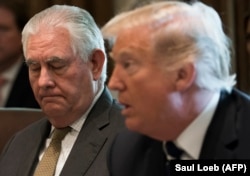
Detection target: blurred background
<box><xmin>15</xmin><ymin>0</ymin><xmax>250</xmax><ymax>93</ymax></box>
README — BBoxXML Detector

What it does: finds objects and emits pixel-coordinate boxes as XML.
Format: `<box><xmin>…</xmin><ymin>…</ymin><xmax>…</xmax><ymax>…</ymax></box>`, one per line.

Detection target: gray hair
<box><xmin>102</xmin><ymin>1</ymin><xmax>236</xmax><ymax>92</ymax></box>
<box><xmin>22</xmin><ymin>5</ymin><xmax>107</xmax><ymax>83</ymax></box>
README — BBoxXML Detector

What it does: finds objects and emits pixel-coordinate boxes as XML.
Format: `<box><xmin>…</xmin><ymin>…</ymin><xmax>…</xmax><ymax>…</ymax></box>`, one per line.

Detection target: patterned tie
<box><xmin>34</xmin><ymin>127</ymin><xmax>71</xmax><ymax>176</ymax></box>
<box><xmin>0</xmin><ymin>77</ymin><xmax>7</xmax><ymax>106</ymax></box>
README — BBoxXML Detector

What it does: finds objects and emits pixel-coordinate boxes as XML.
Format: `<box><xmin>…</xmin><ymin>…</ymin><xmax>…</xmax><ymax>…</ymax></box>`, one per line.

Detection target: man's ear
<box><xmin>175</xmin><ymin>62</ymin><xmax>196</xmax><ymax>91</ymax></box>
<box><xmin>89</xmin><ymin>49</ymin><xmax>105</xmax><ymax>80</ymax></box>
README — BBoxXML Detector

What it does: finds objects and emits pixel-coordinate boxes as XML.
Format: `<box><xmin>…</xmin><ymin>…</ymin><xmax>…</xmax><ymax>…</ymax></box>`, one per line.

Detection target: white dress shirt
<box><xmin>163</xmin><ymin>92</ymin><xmax>220</xmax><ymax>160</ymax></box>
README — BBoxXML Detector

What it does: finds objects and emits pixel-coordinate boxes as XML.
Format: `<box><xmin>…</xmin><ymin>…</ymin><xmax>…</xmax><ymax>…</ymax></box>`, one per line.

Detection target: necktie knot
<box><xmin>166</xmin><ymin>141</ymin><xmax>184</xmax><ymax>159</ymax></box>
<box><xmin>52</xmin><ymin>127</ymin><xmax>71</xmax><ymax>142</ymax></box>
<box><xmin>34</xmin><ymin>126</ymin><xmax>71</xmax><ymax>176</ymax></box>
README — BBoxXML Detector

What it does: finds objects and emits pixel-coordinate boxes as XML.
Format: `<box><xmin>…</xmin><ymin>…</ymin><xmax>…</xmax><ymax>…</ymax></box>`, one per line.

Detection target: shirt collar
<box><xmin>175</xmin><ymin>91</ymin><xmax>220</xmax><ymax>159</ymax></box>
<box><xmin>51</xmin><ymin>85</ymin><xmax>104</xmax><ymax>133</ymax></box>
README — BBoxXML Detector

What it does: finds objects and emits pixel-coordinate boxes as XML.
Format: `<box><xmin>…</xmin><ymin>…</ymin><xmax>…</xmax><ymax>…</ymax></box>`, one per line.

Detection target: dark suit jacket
<box><xmin>0</xmin><ymin>88</ymin><xmax>124</xmax><ymax>176</ymax></box>
<box><xmin>5</xmin><ymin>62</ymin><xmax>39</xmax><ymax>108</ymax></box>
<box><xmin>108</xmin><ymin>89</ymin><xmax>250</xmax><ymax>176</ymax></box>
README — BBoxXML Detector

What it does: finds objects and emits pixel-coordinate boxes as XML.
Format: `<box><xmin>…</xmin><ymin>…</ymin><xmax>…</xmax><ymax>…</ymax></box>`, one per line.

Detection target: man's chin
<box><xmin>125</xmin><ymin>118</ymin><xmax>143</xmax><ymax>132</ymax></box>
<box><xmin>42</xmin><ymin>104</ymin><xmax>65</xmax><ymax>116</ymax></box>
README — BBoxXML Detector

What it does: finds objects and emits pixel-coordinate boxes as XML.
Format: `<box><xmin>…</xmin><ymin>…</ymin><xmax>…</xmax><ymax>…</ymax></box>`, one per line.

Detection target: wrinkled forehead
<box><xmin>27</xmin><ymin>26</ymin><xmax>70</xmax><ymax>46</ymax></box>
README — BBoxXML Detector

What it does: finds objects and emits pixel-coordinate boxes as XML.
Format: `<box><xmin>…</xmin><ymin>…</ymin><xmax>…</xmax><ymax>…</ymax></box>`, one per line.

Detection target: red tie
<box><xmin>0</xmin><ymin>77</ymin><xmax>7</xmax><ymax>106</ymax></box>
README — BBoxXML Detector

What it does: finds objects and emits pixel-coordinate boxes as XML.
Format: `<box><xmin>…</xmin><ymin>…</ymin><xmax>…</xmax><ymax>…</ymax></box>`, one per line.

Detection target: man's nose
<box><xmin>108</xmin><ymin>67</ymin><xmax>125</xmax><ymax>91</ymax></box>
<box><xmin>38</xmin><ymin>68</ymin><xmax>55</xmax><ymax>89</ymax></box>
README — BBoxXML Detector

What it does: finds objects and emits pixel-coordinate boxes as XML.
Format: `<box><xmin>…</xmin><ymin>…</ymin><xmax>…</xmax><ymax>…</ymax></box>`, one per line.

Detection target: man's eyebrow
<box><xmin>115</xmin><ymin>50</ymin><xmax>135</xmax><ymax>61</ymax></box>
<box><xmin>46</xmin><ymin>56</ymin><xmax>67</xmax><ymax>63</ymax></box>
<box><xmin>25</xmin><ymin>57</ymin><xmax>68</xmax><ymax>66</ymax></box>
<box><xmin>25</xmin><ymin>59</ymin><xmax>39</xmax><ymax>66</ymax></box>
<box><xmin>111</xmin><ymin>48</ymin><xmax>132</xmax><ymax>60</ymax></box>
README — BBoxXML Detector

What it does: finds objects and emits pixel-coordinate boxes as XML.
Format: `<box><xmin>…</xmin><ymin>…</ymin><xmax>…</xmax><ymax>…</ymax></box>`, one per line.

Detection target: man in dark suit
<box><xmin>0</xmin><ymin>5</ymin><xmax>124</xmax><ymax>176</ymax></box>
<box><xmin>0</xmin><ymin>0</ymin><xmax>39</xmax><ymax>108</ymax></box>
<box><xmin>5</xmin><ymin>62</ymin><xmax>39</xmax><ymax>108</ymax></box>
<box><xmin>102</xmin><ymin>1</ymin><xmax>250</xmax><ymax>175</ymax></box>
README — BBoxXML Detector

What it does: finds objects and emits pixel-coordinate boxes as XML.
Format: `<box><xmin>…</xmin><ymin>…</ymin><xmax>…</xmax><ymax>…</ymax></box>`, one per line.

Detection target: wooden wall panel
<box><xmin>16</xmin><ymin>0</ymin><xmax>250</xmax><ymax>92</ymax></box>
<box><xmin>19</xmin><ymin>0</ymin><xmax>113</xmax><ymax>27</ymax></box>
<box><xmin>84</xmin><ymin>0</ymin><xmax>114</xmax><ymax>27</ymax></box>
<box><xmin>234</xmin><ymin>0</ymin><xmax>250</xmax><ymax>93</ymax></box>
<box><xmin>26</xmin><ymin>0</ymin><xmax>49</xmax><ymax>17</ymax></box>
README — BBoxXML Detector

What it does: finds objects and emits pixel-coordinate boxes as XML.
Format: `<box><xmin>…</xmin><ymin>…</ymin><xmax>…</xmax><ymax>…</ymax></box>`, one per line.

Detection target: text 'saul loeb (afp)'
<box><xmin>169</xmin><ymin>160</ymin><xmax>248</xmax><ymax>175</ymax></box>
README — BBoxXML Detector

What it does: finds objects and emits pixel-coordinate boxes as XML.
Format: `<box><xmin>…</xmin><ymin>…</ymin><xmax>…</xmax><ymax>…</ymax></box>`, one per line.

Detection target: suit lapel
<box><xmin>18</xmin><ymin>119</ymin><xmax>51</xmax><ymax>176</ymax></box>
<box><xmin>199</xmin><ymin>90</ymin><xmax>239</xmax><ymax>159</ymax></box>
<box><xmin>60</xmin><ymin>88</ymin><xmax>111</xmax><ymax>175</ymax></box>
